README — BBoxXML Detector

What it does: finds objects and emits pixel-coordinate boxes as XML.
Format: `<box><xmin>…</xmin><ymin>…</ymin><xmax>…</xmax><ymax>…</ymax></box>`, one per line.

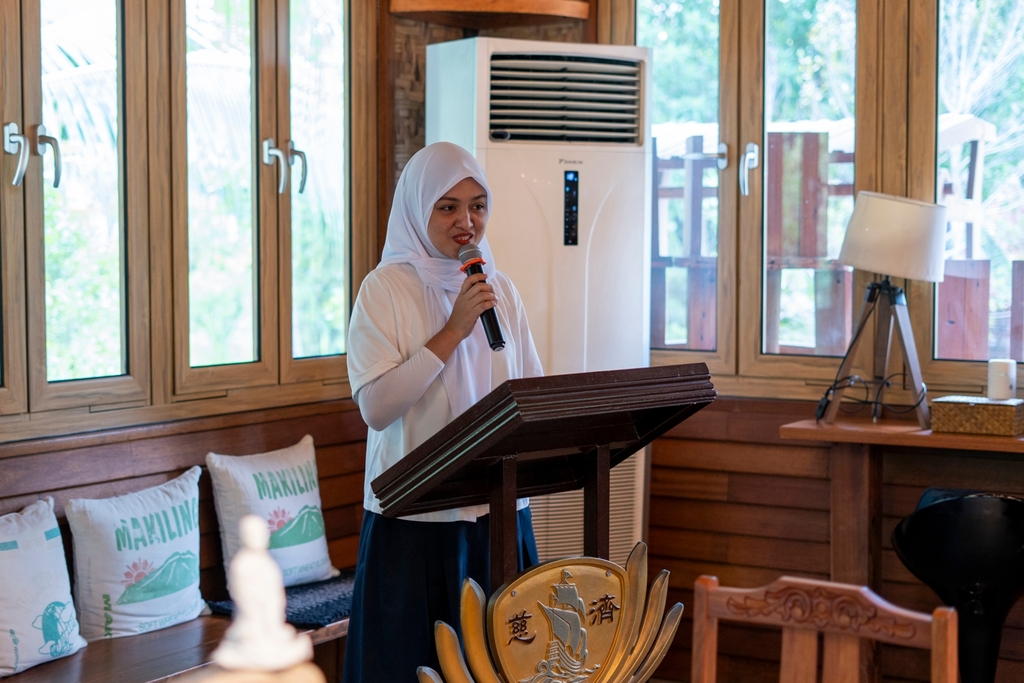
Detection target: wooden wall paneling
<box><xmin>652</xmin><ymin>440</ymin><xmax>829</xmax><ymax>479</ymax></box>
<box><xmin>697</xmin><ymin>619</ymin><xmax>785</xmax><ymax>664</ymax></box>
<box><xmin>647</xmin><ymin>463</ymin><xmax>832</xmax><ymax>513</ymax></box>
<box><xmin>478</xmin><ymin>21</ymin><xmax>585</xmax><ymax>41</ymax></box>
<box><xmin>649</xmin><ymin>399</ymin><xmax>835</xmax><ymax>680</ymax></box>
<box><xmin>649</xmin><ymin>527</ymin><xmax>830</xmax><ymax>575</ymax></box>
<box><xmin>651</xmin><ymin>497</ymin><xmax>829</xmax><ymax>542</ymax></box>
<box><xmin>0</xmin><ymin>397</ymin><xmax>364</xmax><ymax>459</ymax></box>
<box><xmin>882</xmin><ymin>448</ymin><xmax>1024</xmax><ymax>494</ymax></box>
<box><xmin>662</xmin><ymin>647</ymin><xmax>781</xmax><ymax>683</ymax></box>
<box><xmin>662</xmin><ymin>397</ymin><xmax>820</xmax><ymax>445</ymax></box>
<box><xmin>0</xmin><ymin>0</ymin><xmax>27</xmax><ymax>416</ymax></box>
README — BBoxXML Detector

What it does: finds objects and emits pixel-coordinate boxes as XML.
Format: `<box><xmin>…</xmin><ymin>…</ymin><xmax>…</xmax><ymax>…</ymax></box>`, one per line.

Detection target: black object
<box><xmin>206</xmin><ymin>570</ymin><xmax>356</xmax><ymax>630</ymax></box>
<box><xmin>892</xmin><ymin>493</ymin><xmax>1024</xmax><ymax>683</ymax></box>
<box><xmin>458</xmin><ymin>244</ymin><xmax>505</xmax><ymax>351</ymax></box>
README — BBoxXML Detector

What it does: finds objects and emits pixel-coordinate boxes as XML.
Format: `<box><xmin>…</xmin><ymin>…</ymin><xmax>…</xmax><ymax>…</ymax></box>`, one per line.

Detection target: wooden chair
<box><xmin>691</xmin><ymin>575</ymin><xmax>957</xmax><ymax>683</ymax></box>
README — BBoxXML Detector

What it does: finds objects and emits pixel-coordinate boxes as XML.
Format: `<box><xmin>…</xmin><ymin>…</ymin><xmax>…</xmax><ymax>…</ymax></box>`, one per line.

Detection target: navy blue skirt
<box><xmin>342</xmin><ymin>507</ymin><xmax>539</xmax><ymax>683</ymax></box>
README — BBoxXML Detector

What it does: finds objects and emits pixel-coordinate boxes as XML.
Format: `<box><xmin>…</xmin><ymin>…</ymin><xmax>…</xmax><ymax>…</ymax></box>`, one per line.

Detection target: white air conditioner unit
<box><xmin>426</xmin><ymin>37</ymin><xmax>652</xmax><ymax>566</ymax></box>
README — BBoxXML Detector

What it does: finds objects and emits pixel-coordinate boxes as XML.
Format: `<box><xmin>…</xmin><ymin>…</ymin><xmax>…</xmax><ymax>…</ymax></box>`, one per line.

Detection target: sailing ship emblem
<box><xmin>523</xmin><ymin>569</ymin><xmax>599</xmax><ymax>682</ymax></box>
<box><xmin>412</xmin><ymin>544</ymin><xmax>684</xmax><ymax>683</ymax></box>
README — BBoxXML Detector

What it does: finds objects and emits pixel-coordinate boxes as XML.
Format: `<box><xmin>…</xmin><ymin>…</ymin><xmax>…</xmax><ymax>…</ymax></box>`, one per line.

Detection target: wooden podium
<box><xmin>372</xmin><ymin>363</ymin><xmax>716</xmax><ymax>591</ymax></box>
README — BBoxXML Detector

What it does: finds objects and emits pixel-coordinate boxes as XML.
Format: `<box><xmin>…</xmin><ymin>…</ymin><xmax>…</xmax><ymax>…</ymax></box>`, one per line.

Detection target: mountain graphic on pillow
<box><xmin>268</xmin><ymin>505</ymin><xmax>325</xmax><ymax>549</ymax></box>
<box><xmin>117</xmin><ymin>551</ymin><xmax>199</xmax><ymax>605</ymax></box>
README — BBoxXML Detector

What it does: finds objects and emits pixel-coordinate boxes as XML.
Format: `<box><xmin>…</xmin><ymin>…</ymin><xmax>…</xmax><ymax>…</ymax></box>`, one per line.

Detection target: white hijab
<box><xmin>378</xmin><ymin>142</ymin><xmax>508</xmax><ymax>417</ymax></box>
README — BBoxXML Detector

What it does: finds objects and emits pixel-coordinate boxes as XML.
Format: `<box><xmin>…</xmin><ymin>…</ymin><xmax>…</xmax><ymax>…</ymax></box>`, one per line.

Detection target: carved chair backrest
<box><xmin>690</xmin><ymin>575</ymin><xmax>957</xmax><ymax>683</ymax></box>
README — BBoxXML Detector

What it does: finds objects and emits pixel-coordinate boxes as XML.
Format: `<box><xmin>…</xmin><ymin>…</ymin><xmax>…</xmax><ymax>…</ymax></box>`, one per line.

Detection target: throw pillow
<box><xmin>0</xmin><ymin>497</ymin><xmax>87</xmax><ymax>675</ymax></box>
<box><xmin>206</xmin><ymin>435</ymin><xmax>336</xmax><ymax>587</ymax></box>
<box><xmin>66</xmin><ymin>466</ymin><xmax>206</xmax><ymax>640</ymax></box>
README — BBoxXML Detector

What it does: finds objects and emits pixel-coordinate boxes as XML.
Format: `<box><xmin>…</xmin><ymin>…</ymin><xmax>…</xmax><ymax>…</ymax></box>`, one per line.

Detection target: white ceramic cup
<box><xmin>988</xmin><ymin>359</ymin><xmax>1017</xmax><ymax>400</ymax></box>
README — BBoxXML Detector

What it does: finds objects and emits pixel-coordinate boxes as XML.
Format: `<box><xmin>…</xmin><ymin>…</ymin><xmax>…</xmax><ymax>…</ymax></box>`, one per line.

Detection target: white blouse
<box><xmin>347</xmin><ymin>262</ymin><xmax>543</xmax><ymax>522</ymax></box>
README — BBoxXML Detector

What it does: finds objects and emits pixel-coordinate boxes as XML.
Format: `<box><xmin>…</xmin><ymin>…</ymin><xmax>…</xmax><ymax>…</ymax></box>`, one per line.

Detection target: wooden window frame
<box><xmin>0</xmin><ymin>0</ymin><xmax>376</xmax><ymax>443</ymax></box>
<box><xmin>647</xmin><ymin>0</ymin><xmax>738</xmax><ymax>379</ymax></box>
<box><xmin>168</xmin><ymin>0</ymin><xmax>280</xmax><ymax>395</ymax></box>
<box><xmin>274</xmin><ymin>0</ymin><xmax>350</xmax><ymax>386</ymax></box>
<box><xmin>646</xmin><ymin>0</ymin><xmax>890</xmax><ymax>399</ymax></box>
<box><xmin>736</xmin><ymin>0</ymin><xmax>883</xmax><ymax>386</ymax></box>
<box><xmin>905</xmin><ymin>0</ymin><xmax>990</xmax><ymax>392</ymax></box>
<box><xmin>22</xmin><ymin>0</ymin><xmax>150</xmax><ymax>412</ymax></box>
<box><xmin>0</xmin><ymin>0</ymin><xmax>28</xmax><ymax>416</ymax></box>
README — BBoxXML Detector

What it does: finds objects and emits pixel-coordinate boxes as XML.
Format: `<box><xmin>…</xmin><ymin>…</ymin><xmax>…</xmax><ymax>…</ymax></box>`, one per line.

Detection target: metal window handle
<box><xmin>679</xmin><ymin>142</ymin><xmax>729</xmax><ymax>170</ymax></box>
<box><xmin>34</xmin><ymin>125</ymin><xmax>62</xmax><ymax>188</ymax></box>
<box><xmin>739</xmin><ymin>142</ymin><xmax>759</xmax><ymax>197</ymax></box>
<box><xmin>262</xmin><ymin>138</ymin><xmax>288</xmax><ymax>194</ymax></box>
<box><xmin>3</xmin><ymin>122</ymin><xmax>30</xmax><ymax>186</ymax></box>
<box><xmin>288</xmin><ymin>141</ymin><xmax>307</xmax><ymax>194</ymax></box>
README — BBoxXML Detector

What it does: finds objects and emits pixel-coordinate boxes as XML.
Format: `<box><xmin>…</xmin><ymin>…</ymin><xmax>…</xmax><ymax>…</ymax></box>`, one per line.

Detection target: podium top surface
<box><xmin>372</xmin><ymin>363</ymin><xmax>716</xmax><ymax>517</ymax></box>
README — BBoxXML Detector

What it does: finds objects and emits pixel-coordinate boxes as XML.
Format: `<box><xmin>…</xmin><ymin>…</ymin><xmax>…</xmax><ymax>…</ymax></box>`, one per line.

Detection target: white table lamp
<box><xmin>820</xmin><ymin>191</ymin><xmax>947</xmax><ymax>428</ymax></box>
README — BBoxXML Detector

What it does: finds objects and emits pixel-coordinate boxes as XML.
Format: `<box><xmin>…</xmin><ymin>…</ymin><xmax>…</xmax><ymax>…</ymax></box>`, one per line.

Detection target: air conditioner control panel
<box><xmin>564</xmin><ymin>171</ymin><xmax>578</xmax><ymax>245</ymax></box>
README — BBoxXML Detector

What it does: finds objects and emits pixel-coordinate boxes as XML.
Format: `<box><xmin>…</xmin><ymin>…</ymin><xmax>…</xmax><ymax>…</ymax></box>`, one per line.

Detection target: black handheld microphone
<box><xmin>458</xmin><ymin>244</ymin><xmax>505</xmax><ymax>351</ymax></box>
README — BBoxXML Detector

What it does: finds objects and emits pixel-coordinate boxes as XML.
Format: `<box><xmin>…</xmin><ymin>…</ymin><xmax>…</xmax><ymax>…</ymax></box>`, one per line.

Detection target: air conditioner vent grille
<box><xmin>489</xmin><ymin>53</ymin><xmax>642</xmax><ymax>144</ymax></box>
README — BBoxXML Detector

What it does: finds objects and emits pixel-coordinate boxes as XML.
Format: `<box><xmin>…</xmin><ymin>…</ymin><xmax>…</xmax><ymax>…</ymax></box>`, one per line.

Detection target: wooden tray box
<box><xmin>931</xmin><ymin>395</ymin><xmax>1024</xmax><ymax>436</ymax></box>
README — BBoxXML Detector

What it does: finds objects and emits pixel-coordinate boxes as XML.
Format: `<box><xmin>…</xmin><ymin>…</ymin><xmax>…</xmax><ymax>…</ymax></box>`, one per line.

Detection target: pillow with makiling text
<box><xmin>206</xmin><ymin>435</ymin><xmax>336</xmax><ymax>588</ymax></box>
<box><xmin>65</xmin><ymin>467</ymin><xmax>206</xmax><ymax>641</ymax></box>
<box><xmin>0</xmin><ymin>497</ymin><xmax>88</xmax><ymax>675</ymax></box>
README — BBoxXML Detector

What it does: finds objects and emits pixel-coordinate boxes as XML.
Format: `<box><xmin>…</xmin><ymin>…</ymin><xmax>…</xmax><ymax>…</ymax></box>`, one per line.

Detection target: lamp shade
<box><xmin>838</xmin><ymin>191</ymin><xmax>947</xmax><ymax>282</ymax></box>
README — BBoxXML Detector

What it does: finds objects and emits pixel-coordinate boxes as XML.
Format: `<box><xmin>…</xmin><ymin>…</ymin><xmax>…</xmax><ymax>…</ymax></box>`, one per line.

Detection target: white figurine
<box><xmin>212</xmin><ymin>515</ymin><xmax>313</xmax><ymax>671</ymax></box>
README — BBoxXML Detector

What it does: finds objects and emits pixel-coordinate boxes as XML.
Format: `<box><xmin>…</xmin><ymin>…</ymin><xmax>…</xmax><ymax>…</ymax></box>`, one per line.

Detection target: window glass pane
<box><xmin>290</xmin><ymin>0</ymin><xmax>347</xmax><ymax>359</ymax></box>
<box><xmin>41</xmin><ymin>0</ymin><xmax>123</xmax><ymax>381</ymax></box>
<box><xmin>763</xmin><ymin>0</ymin><xmax>856</xmax><ymax>357</ymax></box>
<box><xmin>186</xmin><ymin>0</ymin><xmax>255</xmax><ymax>367</ymax></box>
<box><xmin>935</xmin><ymin>1</ymin><xmax>1024</xmax><ymax>361</ymax></box>
<box><xmin>638</xmin><ymin>0</ymin><xmax>720</xmax><ymax>351</ymax></box>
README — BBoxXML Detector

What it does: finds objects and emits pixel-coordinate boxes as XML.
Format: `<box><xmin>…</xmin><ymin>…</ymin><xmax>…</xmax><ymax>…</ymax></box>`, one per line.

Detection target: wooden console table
<box><xmin>781</xmin><ymin>417</ymin><xmax>1024</xmax><ymax>681</ymax></box>
<box><xmin>782</xmin><ymin>418</ymin><xmax>1024</xmax><ymax>587</ymax></box>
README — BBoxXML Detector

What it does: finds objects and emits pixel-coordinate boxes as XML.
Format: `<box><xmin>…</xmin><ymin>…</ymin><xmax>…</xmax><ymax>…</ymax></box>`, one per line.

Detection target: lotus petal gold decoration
<box><xmin>417</xmin><ymin>543</ymin><xmax>682</xmax><ymax>683</ymax></box>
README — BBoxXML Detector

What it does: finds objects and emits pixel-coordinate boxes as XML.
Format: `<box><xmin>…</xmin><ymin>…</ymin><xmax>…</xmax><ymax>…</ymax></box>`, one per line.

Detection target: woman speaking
<box><xmin>343</xmin><ymin>142</ymin><xmax>542</xmax><ymax>682</ymax></box>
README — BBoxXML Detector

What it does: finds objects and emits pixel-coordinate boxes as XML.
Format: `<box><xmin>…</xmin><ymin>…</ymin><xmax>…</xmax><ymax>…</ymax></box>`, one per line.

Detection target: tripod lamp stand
<box><xmin>820</xmin><ymin>191</ymin><xmax>947</xmax><ymax>429</ymax></box>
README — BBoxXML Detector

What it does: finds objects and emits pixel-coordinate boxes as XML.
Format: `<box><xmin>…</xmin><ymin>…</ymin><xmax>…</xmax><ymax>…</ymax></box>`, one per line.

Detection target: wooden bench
<box><xmin>0</xmin><ymin>401</ymin><xmax>368</xmax><ymax>682</ymax></box>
